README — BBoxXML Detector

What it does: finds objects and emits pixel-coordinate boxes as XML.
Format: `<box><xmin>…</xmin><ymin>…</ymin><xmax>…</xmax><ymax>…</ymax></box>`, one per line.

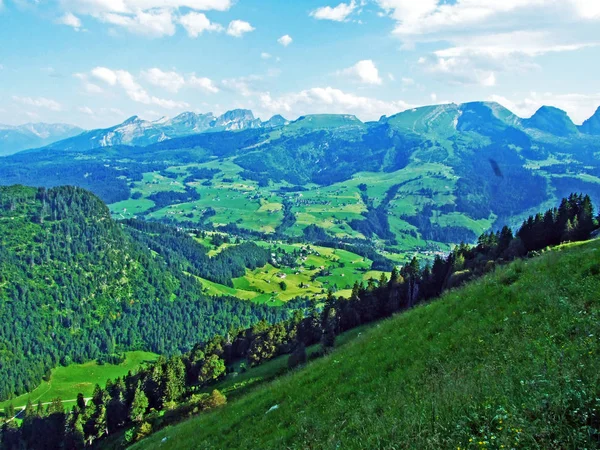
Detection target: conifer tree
<box><xmin>129</xmin><ymin>382</ymin><xmax>149</xmax><ymax>423</ymax></box>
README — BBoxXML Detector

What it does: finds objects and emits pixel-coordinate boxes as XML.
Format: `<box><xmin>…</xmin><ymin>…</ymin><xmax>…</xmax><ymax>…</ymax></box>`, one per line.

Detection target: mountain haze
<box><xmin>0</xmin><ymin>122</ymin><xmax>83</xmax><ymax>156</ymax></box>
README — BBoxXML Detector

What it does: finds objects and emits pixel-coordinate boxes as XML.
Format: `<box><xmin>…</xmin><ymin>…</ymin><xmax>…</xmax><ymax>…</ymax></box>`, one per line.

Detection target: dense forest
<box><xmin>0</xmin><ymin>186</ymin><xmax>301</xmax><ymax>401</ymax></box>
<box><xmin>2</xmin><ymin>193</ymin><xmax>597</xmax><ymax>449</ymax></box>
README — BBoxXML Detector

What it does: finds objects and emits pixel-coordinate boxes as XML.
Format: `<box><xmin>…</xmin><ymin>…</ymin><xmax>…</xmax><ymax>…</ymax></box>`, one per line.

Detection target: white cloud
<box><xmin>12</xmin><ymin>96</ymin><xmax>62</xmax><ymax>111</ymax></box>
<box><xmin>89</xmin><ymin>67</ymin><xmax>189</xmax><ymax>109</ymax></box>
<box><xmin>100</xmin><ymin>9</ymin><xmax>176</xmax><ymax>37</ymax></box>
<box><xmin>258</xmin><ymin>86</ymin><xmax>412</xmax><ymax>120</ymax></box>
<box><xmin>91</xmin><ymin>67</ymin><xmax>118</xmax><ymax>85</ymax></box>
<box><xmin>419</xmin><ymin>53</ymin><xmax>497</xmax><ymax>87</ymax></box>
<box><xmin>57</xmin><ymin>12</ymin><xmax>82</xmax><ymax>30</ymax></box>
<box><xmin>261</xmin><ymin>52</ymin><xmax>272</xmax><ymax>59</ymax></box>
<box><xmin>222</xmin><ymin>78</ymin><xmax>255</xmax><ymax>97</ymax></box>
<box><xmin>401</xmin><ymin>77</ymin><xmax>414</xmax><ymax>86</ymax></box>
<box><xmin>59</xmin><ymin>0</ymin><xmax>233</xmax><ymax>37</ymax></box>
<box><xmin>179</xmin><ymin>12</ymin><xmax>223</xmax><ymax>37</ymax></box>
<box><xmin>78</xmin><ymin>106</ymin><xmax>94</xmax><ymax>115</ymax></box>
<box><xmin>377</xmin><ymin>0</ymin><xmax>600</xmax><ymax>88</ymax></box>
<box><xmin>226</xmin><ymin>20</ymin><xmax>255</xmax><ymax>37</ymax></box>
<box><xmin>63</xmin><ymin>0</ymin><xmax>232</xmax><ymax>15</ymax></box>
<box><xmin>142</xmin><ymin>68</ymin><xmax>186</xmax><ymax>93</ymax></box>
<box><xmin>489</xmin><ymin>92</ymin><xmax>600</xmax><ymax>124</ymax></box>
<box><xmin>189</xmin><ymin>75</ymin><xmax>219</xmax><ymax>93</ymax></box>
<box><xmin>310</xmin><ymin>0</ymin><xmax>357</xmax><ymax>22</ymax></box>
<box><xmin>278</xmin><ymin>34</ymin><xmax>293</xmax><ymax>47</ymax></box>
<box><xmin>74</xmin><ymin>72</ymin><xmax>105</xmax><ymax>93</ymax></box>
<box><xmin>339</xmin><ymin>60</ymin><xmax>382</xmax><ymax>85</ymax></box>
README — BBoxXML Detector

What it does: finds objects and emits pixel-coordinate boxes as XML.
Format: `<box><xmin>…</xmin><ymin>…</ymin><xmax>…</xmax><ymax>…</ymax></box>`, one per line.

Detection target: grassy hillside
<box><xmin>133</xmin><ymin>239</ymin><xmax>600</xmax><ymax>450</ymax></box>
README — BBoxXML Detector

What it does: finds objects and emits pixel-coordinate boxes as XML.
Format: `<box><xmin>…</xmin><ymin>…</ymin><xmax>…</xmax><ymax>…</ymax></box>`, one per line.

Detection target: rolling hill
<box><xmin>133</xmin><ymin>237</ymin><xmax>600</xmax><ymax>450</ymax></box>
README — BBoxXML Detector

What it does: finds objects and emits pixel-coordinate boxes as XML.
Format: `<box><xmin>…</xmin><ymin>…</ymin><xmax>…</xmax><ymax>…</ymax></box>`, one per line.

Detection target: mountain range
<box><xmin>0</xmin><ymin>122</ymin><xmax>83</xmax><ymax>156</ymax></box>
<box><xmin>3</xmin><ymin>103</ymin><xmax>600</xmax><ymax>156</ymax></box>
<box><xmin>43</xmin><ymin>109</ymin><xmax>289</xmax><ymax>151</ymax></box>
<box><xmin>1</xmin><ymin>101</ymin><xmax>599</xmax><ymax>254</ymax></box>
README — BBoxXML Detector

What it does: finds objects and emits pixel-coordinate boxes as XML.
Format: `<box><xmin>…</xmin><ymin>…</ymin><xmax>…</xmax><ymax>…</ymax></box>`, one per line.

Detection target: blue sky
<box><xmin>1</xmin><ymin>0</ymin><xmax>599</xmax><ymax>128</ymax></box>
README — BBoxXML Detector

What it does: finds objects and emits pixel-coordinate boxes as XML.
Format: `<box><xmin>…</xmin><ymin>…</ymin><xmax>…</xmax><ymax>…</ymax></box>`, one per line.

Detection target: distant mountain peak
<box><xmin>522</xmin><ymin>105</ymin><xmax>578</xmax><ymax>137</ymax></box>
<box><xmin>0</xmin><ymin>122</ymin><xmax>83</xmax><ymax>156</ymax></box>
<box><xmin>263</xmin><ymin>114</ymin><xmax>289</xmax><ymax>128</ymax></box>
<box><xmin>579</xmin><ymin>106</ymin><xmax>600</xmax><ymax>135</ymax></box>
<box><xmin>122</xmin><ymin>115</ymin><xmax>143</xmax><ymax>125</ymax></box>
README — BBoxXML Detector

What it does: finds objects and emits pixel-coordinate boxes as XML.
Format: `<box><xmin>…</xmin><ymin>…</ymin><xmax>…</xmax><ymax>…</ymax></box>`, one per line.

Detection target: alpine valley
<box><xmin>2</xmin><ymin>102</ymin><xmax>600</xmax><ymax>254</ymax></box>
<box><xmin>1</xmin><ymin>101</ymin><xmax>600</xmax><ymax>450</ymax></box>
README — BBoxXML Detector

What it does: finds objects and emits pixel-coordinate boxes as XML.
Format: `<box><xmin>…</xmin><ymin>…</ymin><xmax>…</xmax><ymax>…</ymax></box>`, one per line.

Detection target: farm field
<box><xmin>107</xmin><ymin>158</ymin><xmax>465</xmax><ymax>253</ymax></box>
<box><xmin>194</xmin><ymin>240</ymin><xmax>391</xmax><ymax>303</ymax></box>
<box><xmin>0</xmin><ymin>351</ymin><xmax>158</xmax><ymax>414</ymax></box>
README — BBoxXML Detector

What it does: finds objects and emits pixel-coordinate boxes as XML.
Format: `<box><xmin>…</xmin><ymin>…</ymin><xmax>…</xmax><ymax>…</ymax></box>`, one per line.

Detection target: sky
<box><xmin>0</xmin><ymin>0</ymin><xmax>600</xmax><ymax>129</ymax></box>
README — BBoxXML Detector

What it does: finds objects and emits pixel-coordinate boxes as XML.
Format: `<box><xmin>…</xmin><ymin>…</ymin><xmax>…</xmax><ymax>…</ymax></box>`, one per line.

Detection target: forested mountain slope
<box><xmin>134</xmin><ymin>237</ymin><xmax>600</xmax><ymax>450</ymax></box>
<box><xmin>0</xmin><ymin>186</ymin><xmax>296</xmax><ymax>401</ymax></box>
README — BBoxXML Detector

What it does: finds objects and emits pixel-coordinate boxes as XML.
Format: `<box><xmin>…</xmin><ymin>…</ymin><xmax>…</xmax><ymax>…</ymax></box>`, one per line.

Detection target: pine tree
<box><xmin>4</xmin><ymin>403</ymin><xmax>15</xmax><ymax>419</ymax></box>
<box><xmin>76</xmin><ymin>393</ymin><xmax>86</xmax><ymax>411</ymax></box>
<box><xmin>92</xmin><ymin>404</ymin><xmax>108</xmax><ymax>441</ymax></box>
<box><xmin>36</xmin><ymin>400</ymin><xmax>45</xmax><ymax>418</ymax></box>
<box><xmin>129</xmin><ymin>382</ymin><xmax>149</xmax><ymax>423</ymax></box>
<box><xmin>321</xmin><ymin>306</ymin><xmax>337</xmax><ymax>352</ymax></box>
<box><xmin>64</xmin><ymin>409</ymin><xmax>85</xmax><ymax>450</ymax></box>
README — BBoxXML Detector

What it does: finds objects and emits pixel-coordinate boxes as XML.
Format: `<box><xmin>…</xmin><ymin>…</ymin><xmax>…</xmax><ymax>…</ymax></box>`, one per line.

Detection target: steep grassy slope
<box><xmin>133</xmin><ymin>239</ymin><xmax>600</xmax><ymax>450</ymax></box>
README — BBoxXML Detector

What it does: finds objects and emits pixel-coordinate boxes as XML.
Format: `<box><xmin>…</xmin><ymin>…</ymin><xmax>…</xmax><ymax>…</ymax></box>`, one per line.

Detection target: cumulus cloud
<box><xmin>74</xmin><ymin>73</ymin><xmax>104</xmax><ymax>93</ymax></box>
<box><xmin>63</xmin><ymin>0</ymin><xmax>232</xmax><ymax>15</ymax></box>
<box><xmin>258</xmin><ymin>86</ymin><xmax>412</xmax><ymax>120</ymax></box>
<box><xmin>78</xmin><ymin>106</ymin><xmax>94</xmax><ymax>115</ymax></box>
<box><xmin>377</xmin><ymin>0</ymin><xmax>600</xmax><ymax>87</ymax></box>
<box><xmin>142</xmin><ymin>68</ymin><xmax>186</xmax><ymax>93</ymax></box>
<box><xmin>310</xmin><ymin>0</ymin><xmax>357</xmax><ymax>22</ymax></box>
<box><xmin>189</xmin><ymin>75</ymin><xmax>219</xmax><ymax>93</ymax></box>
<box><xmin>278</xmin><ymin>34</ymin><xmax>293</xmax><ymax>47</ymax></box>
<box><xmin>57</xmin><ymin>12</ymin><xmax>82</xmax><ymax>30</ymax></box>
<box><xmin>100</xmin><ymin>9</ymin><xmax>176</xmax><ymax>37</ymax></box>
<box><xmin>12</xmin><ymin>96</ymin><xmax>63</xmax><ymax>111</ymax></box>
<box><xmin>418</xmin><ymin>53</ymin><xmax>497</xmax><ymax>87</ymax></box>
<box><xmin>261</xmin><ymin>52</ymin><xmax>272</xmax><ymax>59</ymax></box>
<box><xmin>58</xmin><ymin>0</ymin><xmax>233</xmax><ymax>37</ymax></box>
<box><xmin>179</xmin><ymin>12</ymin><xmax>223</xmax><ymax>37</ymax></box>
<box><xmin>89</xmin><ymin>67</ymin><xmax>189</xmax><ymax>109</ymax></box>
<box><xmin>226</xmin><ymin>20</ymin><xmax>255</xmax><ymax>37</ymax></box>
<box><xmin>339</xmin><ymin>59</ymin><xmax>382</xmax><ymax>85</ymax></box>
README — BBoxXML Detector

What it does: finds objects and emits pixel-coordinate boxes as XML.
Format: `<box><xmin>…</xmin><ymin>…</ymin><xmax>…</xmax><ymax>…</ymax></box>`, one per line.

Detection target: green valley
<box><xmin>4</xmin><ymin>102</ymin><xmax>600</xmax><ymax>267</ymax></box>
